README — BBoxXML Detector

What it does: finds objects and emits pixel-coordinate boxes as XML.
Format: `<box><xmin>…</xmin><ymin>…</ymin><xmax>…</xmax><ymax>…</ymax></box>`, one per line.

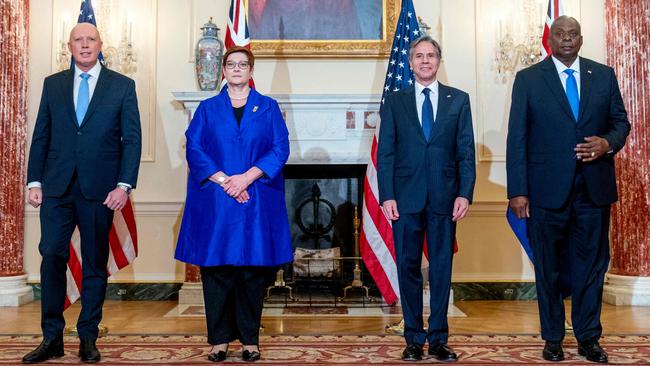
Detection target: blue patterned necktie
<box><xmin>76</xmin><ymin>73</ymin><xmax>90</xmax><ymax>126</ymax></box>
<box><xmin>422</xmin><ymin>87</ymin><xmax>434</xmax><ymax>141</ymax></box>
<box><xmin>564</xmin><ymin>69</ymin><xmax>579</xmax><ymax>122</ymax></box>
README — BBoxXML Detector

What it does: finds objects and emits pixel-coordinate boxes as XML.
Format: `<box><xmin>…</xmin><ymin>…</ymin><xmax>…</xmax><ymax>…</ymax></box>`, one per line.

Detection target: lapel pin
<box><xmin>253</xmin><ymin>106</ymin><xmax>259</xmax><ymax>112</ymax></box>
<box><xmin>587</xmin><ymin>70</ymin><xmax>592</xmax><ymax>74</ymax></box>
<box><xmin>447</xmin><ymin>94</ymin><xmax>451</xmax><ymax>98</ymax></box>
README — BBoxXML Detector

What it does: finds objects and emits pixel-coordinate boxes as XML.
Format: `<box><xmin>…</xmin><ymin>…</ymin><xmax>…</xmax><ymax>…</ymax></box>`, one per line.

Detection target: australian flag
<box><xmin>71</xmin><ymin>0</ymin><xmax>104</xmax><ymax>68</ymax></box>
<box><xmin>380</xmin><ymin>0</ymin><xmax>421</xmax><ymax>112</ymax></box>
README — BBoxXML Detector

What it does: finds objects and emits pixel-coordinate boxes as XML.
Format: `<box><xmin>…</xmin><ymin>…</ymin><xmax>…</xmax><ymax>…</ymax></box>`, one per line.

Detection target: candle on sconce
<box><xmin>128</xmin><ymin>21</ymin><xmax>133</xmax><ymax>43</ymax></box>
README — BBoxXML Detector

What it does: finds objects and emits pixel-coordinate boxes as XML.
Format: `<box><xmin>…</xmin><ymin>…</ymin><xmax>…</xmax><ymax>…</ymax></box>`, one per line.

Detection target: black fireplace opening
<box><xmin>268</xmin><ymin>164</ymin><xmax>383</xmax><ymax>305</ymax></box>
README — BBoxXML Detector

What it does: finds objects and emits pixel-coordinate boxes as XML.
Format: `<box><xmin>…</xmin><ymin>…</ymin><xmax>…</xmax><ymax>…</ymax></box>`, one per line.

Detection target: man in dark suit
<box><xmin>378</xmin><ymin>35</ymin><xmax>476</xmax><ymax>362</ymax></box>
<box><xmin>22</xmin><ymin>23</ymin><xmax>141</xmax><ymax>364</ymax></box>
<box><xmin>507</xmin><ymin>16</ymin><xmax>629</xmax><ymax>364</ymax></box>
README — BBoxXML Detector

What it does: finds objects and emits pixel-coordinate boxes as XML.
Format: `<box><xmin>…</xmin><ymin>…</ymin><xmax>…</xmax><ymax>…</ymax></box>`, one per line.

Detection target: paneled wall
<box><xmin>23</xmin><ymin>0</ymin><xmax>605</xmax><ymax>283</ymax></box>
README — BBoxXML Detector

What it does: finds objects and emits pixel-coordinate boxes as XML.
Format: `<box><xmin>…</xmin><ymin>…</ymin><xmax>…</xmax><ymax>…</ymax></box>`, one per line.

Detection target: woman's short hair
<box><xmin>222</xmin><ymin>46</ymin><xmax>255</xmax><ymax>68</ymax></box>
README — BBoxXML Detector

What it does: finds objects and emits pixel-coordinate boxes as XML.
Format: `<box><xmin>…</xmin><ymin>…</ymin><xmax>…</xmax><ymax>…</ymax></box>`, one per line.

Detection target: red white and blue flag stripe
<box><xmin>224</xmin><ymin>0</ymin><xmax>255</xmax><ymax>88</ymax></box>
<box><xmin>360</xmin><ymin>0</ymin><xmax>422</xmax><ymax>306</ymax></box>
<box><xmin>541</xmin><ymin>0</ymin><xmax>564</xmax><ymax>59</ymax></box>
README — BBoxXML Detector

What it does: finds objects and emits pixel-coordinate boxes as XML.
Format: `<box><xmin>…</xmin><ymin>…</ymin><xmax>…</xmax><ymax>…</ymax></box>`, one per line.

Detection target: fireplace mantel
<box><xmin>173</xmin><ymin>92</ymin><xmax>381</xmax><ymax>165</ymax></box>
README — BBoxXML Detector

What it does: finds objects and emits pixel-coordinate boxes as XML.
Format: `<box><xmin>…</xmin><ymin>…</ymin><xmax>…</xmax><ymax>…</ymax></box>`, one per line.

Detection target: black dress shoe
<box><xmin>542</xmin><ymin>341</ymin><xmax>564</xmax><ymax>362</ymax></box>
<box><xmin>242</xmin><ymin>349</ymin><xmax>261</xmax><ymax>362</ymax></box>
<box><xmin>207</xmin><ymin>350</ymin><xmax>227</xmax><ymax>362</ymax></box>
<box><xmin>79</xmin><ymin>339</ymin><xmax>101</xmax><ymax>363</ymax></box>
<box><xmin>402</xmin><ymin>344</ymin><xmax>423</xmax><ymax>361</ymax></box>
<box><xmin>22</xmin><ymin>337</ymin><xmax>64</xmax><ymax>363</ymax></box>
<box><xmin>428</xmin><ymin>344</ymin><xmax>458</xmax><ymax>362</ymax></box>
<box><xmin>579</xmin><ymin>341</ymin><xmax>608</xmax><ymax>363</ymax></box>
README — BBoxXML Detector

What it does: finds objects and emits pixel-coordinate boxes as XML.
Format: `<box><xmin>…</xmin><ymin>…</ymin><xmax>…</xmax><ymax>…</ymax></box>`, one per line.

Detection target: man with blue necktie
<box><xmin>377</xmin><ymin>36</ymin><xmax>476</xmax><ymax>362</ymax></box>
<box><xmin>507</xmin><ymin>16</ymin><xmax>630</xmax><ymax>363</ymax></box>
<box><xmin>23</xmin><ymin>23</ymin><xmax>141</xmax><ymax>363</ymax></box>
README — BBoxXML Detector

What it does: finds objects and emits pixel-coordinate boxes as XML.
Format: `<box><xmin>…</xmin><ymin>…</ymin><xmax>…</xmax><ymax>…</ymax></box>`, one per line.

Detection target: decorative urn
<box><xmin>195</xmin><ymin>17</ymin><xmax>224</xmax><ymax>91</ymax></box>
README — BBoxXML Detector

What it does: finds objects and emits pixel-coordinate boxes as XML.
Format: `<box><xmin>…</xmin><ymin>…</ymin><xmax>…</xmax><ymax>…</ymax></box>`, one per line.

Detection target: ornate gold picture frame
<box><xmin>247</xmin><ymin>0</ymin><xmax>399</xmax><ymax>58</ymax></box>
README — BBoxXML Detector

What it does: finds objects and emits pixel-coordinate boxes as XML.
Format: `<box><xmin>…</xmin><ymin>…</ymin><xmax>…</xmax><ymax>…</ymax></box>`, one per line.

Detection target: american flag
<box><xmin>64</xmin><ymin>0</ymin><xmax>139</xmax><ymax>308</ymax></box>
<box><xmin>223</xmin><ymin>0</ymin><xmax>255</xmax><ymax>88</ymax></box>
<box><xmin>541</xmin><ymin>0</ymin><xmax>564</xmax><ymax>59</ymax></box>
<box><xmin>360</xmin><ymin>0</ymin><xmax>422</xmax><ymax>305</ymax></box>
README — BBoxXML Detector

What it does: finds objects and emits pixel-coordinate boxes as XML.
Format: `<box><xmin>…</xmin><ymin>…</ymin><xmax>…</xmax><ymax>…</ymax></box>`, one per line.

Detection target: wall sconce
<box><xmin>56</xmin><ymin>8</ymin><xmax>137</xmax><ymax>76</ymax></box>
<box><xmin>494</xmin><ymin>0</ymin><xmax>543</xmax><ymax>76</ymax></box>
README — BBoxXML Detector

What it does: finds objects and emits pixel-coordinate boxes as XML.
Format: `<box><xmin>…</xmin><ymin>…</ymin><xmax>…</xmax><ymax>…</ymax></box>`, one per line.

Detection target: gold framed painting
<box><xmin>247</xmin><ymin>0</ymin><xmax>400</xmax><ymax>58</ymax></box>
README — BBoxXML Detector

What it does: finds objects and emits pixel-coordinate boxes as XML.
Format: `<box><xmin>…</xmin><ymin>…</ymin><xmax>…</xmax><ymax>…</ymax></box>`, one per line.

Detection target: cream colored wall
<box><xmin>23</xmin><ymin>0</ymin><xmax>605</xmax><ymax>283</ymax></box>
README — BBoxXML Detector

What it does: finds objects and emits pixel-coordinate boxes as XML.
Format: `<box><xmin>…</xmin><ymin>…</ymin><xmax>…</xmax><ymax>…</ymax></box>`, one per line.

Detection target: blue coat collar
<box><xmin>217</xmin><ymin>86</ymin><xmax>270</xmax><ymax>132</ymax></box>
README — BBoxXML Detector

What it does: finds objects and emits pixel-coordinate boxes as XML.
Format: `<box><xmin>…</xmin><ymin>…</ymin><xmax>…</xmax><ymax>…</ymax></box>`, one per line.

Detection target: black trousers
<box><xmin>39</xmin><ymin>174</ymin><xmax>114</xmax><ymax>341</ymax></box>
<box><xmin>392</xmin><ymin>205</ymin><xmax>455</xmax><ymax>347</ymax></box>
<box><xmin>200</xmin><ymin>266</ymin><xmax>274</xmax><ymax>345</ymax></box>
<box><xmin>529</xmin><ymin>168</ymin><xmax>610</xmax><ymax>343</ymax></box>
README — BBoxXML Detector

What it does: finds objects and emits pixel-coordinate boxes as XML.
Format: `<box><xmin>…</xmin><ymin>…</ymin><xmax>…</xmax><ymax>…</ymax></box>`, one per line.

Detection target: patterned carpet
<box><xmin>1</xmin><ymin>334</ymin><xmax>649</xmax><ymax>364</ymax></box>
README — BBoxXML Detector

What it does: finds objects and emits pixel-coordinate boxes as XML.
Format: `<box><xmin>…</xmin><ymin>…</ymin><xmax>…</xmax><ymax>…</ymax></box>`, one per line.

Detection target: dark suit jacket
<box><xmin>377</xmin><ymin>83</ymin><xmax>476</xmax><ymax>215</ymax></box>
<box><xmin>506</xmin><ymin>57</ymin><xmax>630</xmax><ymax>209</ymax></box>
<box><xmin>27</xmin><ymin>66</ymin><xmax>142</xmax><ymax>201</ymax></box>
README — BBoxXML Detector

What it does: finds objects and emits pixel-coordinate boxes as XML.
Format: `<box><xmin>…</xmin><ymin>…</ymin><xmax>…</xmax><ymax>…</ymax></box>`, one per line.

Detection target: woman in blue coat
<box><xmin>175</xmin><ymin>46</ymin><xmax>292</xmax><ymax>363</ymax></box>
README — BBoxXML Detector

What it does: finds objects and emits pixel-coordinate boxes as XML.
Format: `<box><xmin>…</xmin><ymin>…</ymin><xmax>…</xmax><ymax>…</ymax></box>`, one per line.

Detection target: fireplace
<box><xmin>173</xmin><ymin>92</ymin><xmax>383</xmax><ymax>305</ymax></box>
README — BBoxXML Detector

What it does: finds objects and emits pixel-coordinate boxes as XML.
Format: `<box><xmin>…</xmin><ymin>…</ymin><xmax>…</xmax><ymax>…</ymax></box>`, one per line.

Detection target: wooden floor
<box><xmin>1</xmin><ymin>300</ymin><xmax>649</xmax><ymax>336</ymax></box>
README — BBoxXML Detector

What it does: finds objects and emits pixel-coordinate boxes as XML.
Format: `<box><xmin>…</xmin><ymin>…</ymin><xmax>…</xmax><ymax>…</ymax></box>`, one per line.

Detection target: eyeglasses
<box><xmin>225</xmin><ymin>61</ymin><xmax>250</xmax><ymax>70</ymax></box>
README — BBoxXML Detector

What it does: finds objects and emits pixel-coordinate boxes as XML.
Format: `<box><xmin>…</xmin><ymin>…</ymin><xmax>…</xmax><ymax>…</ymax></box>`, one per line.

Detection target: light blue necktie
<box><xmin>76</xmin><ymin>73</ymin><xmax>90</xmax><ymax>126</ymax></box>
<box><xmin>422</xmin><ymin>88</ymin><xmax>434</xmax><ymax>141</ymax></box>
<box><xmin>564</xmin><ymin>69</ymin><xmax>579</xmax><ymax>122</ymax></box>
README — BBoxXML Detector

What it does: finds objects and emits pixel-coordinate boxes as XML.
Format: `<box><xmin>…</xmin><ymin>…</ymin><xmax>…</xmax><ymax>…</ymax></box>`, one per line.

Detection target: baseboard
<box><xmin>28</xmin><ymin>282</ymin><xmax>536</xmax><ymax>301</ymax></box>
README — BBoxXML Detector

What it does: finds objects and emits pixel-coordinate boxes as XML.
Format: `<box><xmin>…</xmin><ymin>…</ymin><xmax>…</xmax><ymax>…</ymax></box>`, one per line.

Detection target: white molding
<box><xmin>466</xmin><ymin>201</ymin><xmax>509</xmax><ymax>217</ymax></box>
<box><xmin>452</xmin><ymin>274</ymin><xmax>535</xmax><ymax>282</ymax></box>
<box><xmin>0</xmin><ymin>275</ymin><xmax>34</xmax><ymax>306</ymax></box>
<box><xmin>172</xmin><ymin>93</ymin><xmax>381</xmax><ymax>165</ymax></box>
<box><xmin>25</xmin><ymin>201</ymin><xmax>184</xmax><ymax>218</ymax></box>
<box><xmin>604</xmin><ymin>273</ymin><xmax>650</xmax><ymax>306</ymax></box>
<box><xmin>25</xmin><ymin>200</ymin><xmax>507</xmax><ymax>218</ymax></box>
<box><xmin>28</xmin><ymin>272</ymin><xmax>184</xmax><ymax>283</ymax></box>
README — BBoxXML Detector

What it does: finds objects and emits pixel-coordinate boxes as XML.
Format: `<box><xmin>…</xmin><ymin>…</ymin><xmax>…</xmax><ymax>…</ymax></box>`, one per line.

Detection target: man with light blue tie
<box><xmin>377</xmin><ymin>36</ymin><xmax>476</xmax><ymax>362</ymax></box>
<box><xmin>507</xmin><ymin>16</ymin><xmax>630</xmax><ymax>363</ymax></box>
<box><xmin>23</xmin><ymin>23</ymin><xmax>141</xmax><ymax>364</ymax></box>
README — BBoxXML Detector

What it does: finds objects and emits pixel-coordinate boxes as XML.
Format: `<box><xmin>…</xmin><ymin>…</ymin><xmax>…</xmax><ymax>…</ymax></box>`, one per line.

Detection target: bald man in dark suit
<box><xmin>507</xmin><ymin>16</ymin><xmax>630</xmax><ymax>363</ymax></box>
<box><xmin>23</xmin><ymin>23</ymin><xmax>141</xmax><ymax>364</ymax></box>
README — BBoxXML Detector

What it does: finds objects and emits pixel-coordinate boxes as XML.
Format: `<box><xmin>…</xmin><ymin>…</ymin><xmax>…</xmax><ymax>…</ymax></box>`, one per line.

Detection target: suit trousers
<box><xmin>200</xmin><ymin>266</ymin><xmax>275</xmax><ymax>345</ymax></box>
<box><xmin>39</xmin><ymin>172</ymin><xmax>114</xmax><ymax>340</ymax></box>
<box><xmin>393</xmin><ymin>206</ymin><xmax>455</xmax><ymax>346</ymax></box>
<box><xmin>529</xmin><ymin>167</ymin><xmax>610</xmax><ymax>343</ymax></box>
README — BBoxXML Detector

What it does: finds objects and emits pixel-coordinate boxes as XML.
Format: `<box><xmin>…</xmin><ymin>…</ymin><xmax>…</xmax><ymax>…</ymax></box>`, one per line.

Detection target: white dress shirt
<box><xmin>552</xmin><ymin>56</ymin><xmax>581</xmax><ymax>97</ymax></box>
<box><xmin>415</xmin><ymin>80</ymin><xmax>439</xmax><ymax>125</ymax></box>
<box><xmin>73</xmin><ymin>61</ymin><xmax>102</xmax><ymax>109</ymax></box>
